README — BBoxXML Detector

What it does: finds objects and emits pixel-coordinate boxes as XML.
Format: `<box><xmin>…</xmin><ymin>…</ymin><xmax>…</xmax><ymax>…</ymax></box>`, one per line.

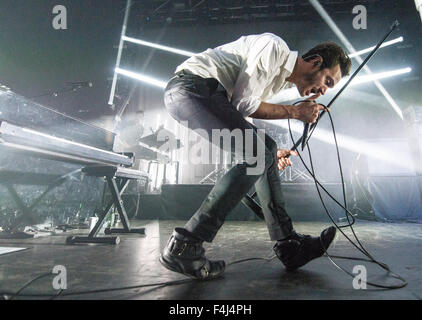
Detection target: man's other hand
<box><xmin>277</xmin><ymin>149</ymin><xmax>299</xmax><ymax>171</ymax></box>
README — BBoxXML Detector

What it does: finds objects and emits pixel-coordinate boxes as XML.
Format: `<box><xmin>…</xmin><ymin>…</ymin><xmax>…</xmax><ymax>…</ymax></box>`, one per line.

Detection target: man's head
<box><xmin>292</xmin><ymin>42</ymin><xmax>351</xmax><ymax>97</ymax></box>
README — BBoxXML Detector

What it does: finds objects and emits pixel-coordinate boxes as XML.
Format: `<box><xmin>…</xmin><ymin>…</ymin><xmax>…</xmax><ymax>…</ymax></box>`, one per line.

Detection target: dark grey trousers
<box><xmin>164</xmin><ymin>71</ymin><xmax>294</xmax><ymax>242</ymax></box>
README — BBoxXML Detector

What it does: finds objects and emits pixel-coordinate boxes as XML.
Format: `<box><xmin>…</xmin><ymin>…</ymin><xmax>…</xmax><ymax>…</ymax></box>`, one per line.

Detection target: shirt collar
<box><xmin>284</xmin><ymin>51</ymin><xmax>298</xmax><ymax>75</ymax></box>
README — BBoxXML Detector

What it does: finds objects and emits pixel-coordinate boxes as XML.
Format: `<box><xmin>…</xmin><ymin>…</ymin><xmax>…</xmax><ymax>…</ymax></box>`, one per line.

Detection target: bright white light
<box><xmin>348</xmin><ymin>37</ymin><xmax>404</xmax><ymax>58</ymax></box>
<box><xmin>269</xmin><ymin>67</ymin><xmax>412</xmax><ymax>104</ymax></box>
<box><xmin>416</xmin><ymin>0</ymin><xmax>422</xmax><ymax>21</ymax></box>
<box><xmin>269</xmin><ymin>119</ymin><xmax>414</xmax><ymax>173</ymax></box>
<box><xmin>340</xmin><ymin>67</ymin><xmax>412</xmax><ymax>86</ymax></box>
<box><xmin>115</xmin><ymin>67</ymin><xmax>167</xmax><ymax>88</ymax></box>
<box><xmin>122</xmin><ymin>36</ymin><xmax>196</xmax><ymax>57</ymax></box>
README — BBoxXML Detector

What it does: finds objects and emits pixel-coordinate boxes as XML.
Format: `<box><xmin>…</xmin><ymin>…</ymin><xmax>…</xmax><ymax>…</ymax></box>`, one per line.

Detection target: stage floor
<box><xmin>0</xmin><ymin>220</ymin><xmax>421</xmax><ymax>300</ymax></box>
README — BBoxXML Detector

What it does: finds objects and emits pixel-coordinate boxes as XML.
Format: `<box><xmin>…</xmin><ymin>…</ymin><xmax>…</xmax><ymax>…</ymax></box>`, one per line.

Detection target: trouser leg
<box><xmin>253</xmin><ymin>136</ymin><xmax>293</xmax><ymax>240</ymax></box>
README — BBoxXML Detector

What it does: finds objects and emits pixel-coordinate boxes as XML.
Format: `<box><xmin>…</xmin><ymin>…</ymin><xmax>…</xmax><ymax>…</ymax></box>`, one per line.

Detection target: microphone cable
<box><xmin>287</xmin><ymin>100</ymin><xmax>407</xmax><ymax>289</ymax></box>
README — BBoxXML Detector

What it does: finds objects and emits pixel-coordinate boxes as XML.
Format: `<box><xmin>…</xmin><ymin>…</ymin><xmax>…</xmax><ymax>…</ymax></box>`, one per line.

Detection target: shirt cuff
<box><xmin>235</xmin><ymin>97</ymin><xmax>262</xmax><ymax>117</ymax></box>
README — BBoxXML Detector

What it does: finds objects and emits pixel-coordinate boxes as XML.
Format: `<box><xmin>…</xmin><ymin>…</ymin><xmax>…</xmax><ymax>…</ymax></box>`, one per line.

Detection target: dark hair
<box><xmin>302</xmin><ymin>42</ymin><xmax>351</xmax><ymax>77</ymax></box>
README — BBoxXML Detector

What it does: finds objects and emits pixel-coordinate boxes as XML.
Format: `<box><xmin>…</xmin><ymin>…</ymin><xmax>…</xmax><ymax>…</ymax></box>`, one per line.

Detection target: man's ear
<box><xmin>312</xmin><ymin>56</ymin><xmax>323</xmax><ymax>68</ymax></box>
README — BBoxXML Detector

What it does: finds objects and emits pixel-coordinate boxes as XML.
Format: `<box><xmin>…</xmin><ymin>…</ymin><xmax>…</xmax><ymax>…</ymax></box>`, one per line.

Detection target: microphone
<box><xmin>301</xmin><ymin>123</ymin><xmax>311</xmax><ymax>151</ymax></box>
<box><xmin>300</xmin><ymin>96</ymin><xmax>323</xmax><ymax>151</ymax></box>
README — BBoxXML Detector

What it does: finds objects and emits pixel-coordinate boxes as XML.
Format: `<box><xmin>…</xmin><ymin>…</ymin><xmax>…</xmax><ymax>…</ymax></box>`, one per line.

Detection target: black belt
<box><xmin>172</xmin><ymin>70</ymin><xmax>221</xmax><ymax>93</ymax></box>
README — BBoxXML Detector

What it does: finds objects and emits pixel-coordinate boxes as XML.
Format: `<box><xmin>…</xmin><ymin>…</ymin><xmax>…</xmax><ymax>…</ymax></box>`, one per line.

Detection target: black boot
<box><xmin>160</xmin><ymin>228</ymin><xmax>225</xmax><ymax>280</ymax></box>
<box><xmin>273</xmin><ymin>226</ymin><xmax>336</xmax><ymax>271</ymax></box>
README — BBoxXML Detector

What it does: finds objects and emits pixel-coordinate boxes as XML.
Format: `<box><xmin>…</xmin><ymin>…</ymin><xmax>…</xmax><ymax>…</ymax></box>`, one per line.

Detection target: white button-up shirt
<box><xmin>175</xmin><ymin>33</ymin><xmax>298</xmax><ymax>117</ymax></box>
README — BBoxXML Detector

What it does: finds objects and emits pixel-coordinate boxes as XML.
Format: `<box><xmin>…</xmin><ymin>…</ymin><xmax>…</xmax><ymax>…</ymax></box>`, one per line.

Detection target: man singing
<box><xmin>160</xmin><ymin>33</ymin><xmax>351</xmax><ymax>279</ymax></box>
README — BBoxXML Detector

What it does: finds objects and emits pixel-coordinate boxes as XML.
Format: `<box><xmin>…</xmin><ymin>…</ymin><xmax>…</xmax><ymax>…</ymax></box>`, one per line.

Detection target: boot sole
<box><xmin>159</xmin><ymin>255</ymin><xmax>224</xmax><ymax>281</ymax></box>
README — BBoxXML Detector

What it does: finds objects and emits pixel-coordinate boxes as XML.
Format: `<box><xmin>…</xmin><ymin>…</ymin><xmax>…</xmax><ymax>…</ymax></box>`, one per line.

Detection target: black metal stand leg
<box><xmin>66</xmin><ymin>235</ymin><xmax>120</xmax><ymax>245</ymax></box>
<box><xmin>104</xmin><ymin>177</ymin><xmax>146</xmax><ymax>236</ymax></box>
<box><xmin>66</xmin><ymin>193</ymin><xmax>121</xmax><ymax>245</ymax></box>
<box><xmin>88</xmin><ymin>197</ymin><xmax>115</xmax><ymax>238</ymax></box>
<box><xmin>66</xmin><ymin>176</ymin><xmax>145</xmax><ymax>245</ymax></box>
<box><xmin>86</xmin><ymin>177</ymin><xmax>127</xmax><ymax>238</ymax></box>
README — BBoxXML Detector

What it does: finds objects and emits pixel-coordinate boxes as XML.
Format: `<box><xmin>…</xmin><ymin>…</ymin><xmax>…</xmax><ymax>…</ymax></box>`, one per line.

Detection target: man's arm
<box><xmin>249</xmin><ymin>101</ymin><xmax>296</xmax><ymax>120</ymax></box>
<box><xmin>249</xmin><ymin>95</ymin><xmax>325</xmax><ymax>123</ymax></box>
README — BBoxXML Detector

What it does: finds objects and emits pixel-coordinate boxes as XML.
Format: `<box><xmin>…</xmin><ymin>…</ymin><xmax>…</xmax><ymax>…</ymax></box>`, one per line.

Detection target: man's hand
<box><xmin>277</xmin><ymin>149</ymin><xmax>299</xmax><ymax>171</ymax></box>
<box><xmin>293</xmin><ymin>94</ymin><xmax>328</xmax><ymax>123</ymax></box>
<box><xmin>249</xmin><ymin>95</ymin><xmax>328</xmax><ymax>121</ymax></box>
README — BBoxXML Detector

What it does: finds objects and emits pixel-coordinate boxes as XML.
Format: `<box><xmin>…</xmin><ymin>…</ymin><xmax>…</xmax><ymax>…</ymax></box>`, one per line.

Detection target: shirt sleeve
<box><xmin>231</xmin><ymin>35</ymin><xmax>291</xmax><ymax>117</ymax></box>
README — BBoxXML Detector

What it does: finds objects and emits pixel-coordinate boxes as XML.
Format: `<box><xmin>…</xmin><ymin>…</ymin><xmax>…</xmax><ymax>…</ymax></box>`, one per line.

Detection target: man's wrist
<box><xmin>284</xmin><ymin>105</ymin><xmax>298</xmax><ymax>120</ymax></box>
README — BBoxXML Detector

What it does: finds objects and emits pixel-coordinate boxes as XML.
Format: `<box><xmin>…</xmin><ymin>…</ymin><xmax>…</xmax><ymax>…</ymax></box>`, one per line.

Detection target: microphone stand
<box><xmin>291</xmin><ymin>20</ymin><xmax>400</xmax><ymax>155</ymax></box>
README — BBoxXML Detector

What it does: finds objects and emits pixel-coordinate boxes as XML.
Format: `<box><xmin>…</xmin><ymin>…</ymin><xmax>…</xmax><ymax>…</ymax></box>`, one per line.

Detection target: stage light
<box><xmin>270</xmin><ymin>67</ymin><xmax>412</xmax><ymax>103</ymax></box>
<box><xmin>348</xmin><ymin>37</ymin><xmax>404</xmax><ymax>58</ymax></box>
<box><xmin>416</xmin><ymin>0</ymin><xmax>422</xmax><ymax>22</ymax></box>
<box><xmin>115</xmin><ymin>68</ymin><xmax>167</xmax><ymax>88</ymax></box>
<box><xmin>122</xmin><ymin>36</ymin><xmax>195</xmax><ymax>57</ymax></box>
<box><xmin>341</xmin><ymin>67</ymin><xmax>412</xmax><ymax>86</ymax></box>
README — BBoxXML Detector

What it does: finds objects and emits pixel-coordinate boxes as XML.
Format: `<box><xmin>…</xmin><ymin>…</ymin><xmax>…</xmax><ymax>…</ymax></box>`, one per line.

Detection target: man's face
<box><xmin>298</xmin><ymin>64</ymin><xmax>342</xmax><ymax>97</ymax></box>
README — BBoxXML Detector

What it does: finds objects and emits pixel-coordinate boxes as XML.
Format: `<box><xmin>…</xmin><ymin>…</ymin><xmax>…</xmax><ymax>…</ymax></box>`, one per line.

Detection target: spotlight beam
<box><xmin>268</xmin><ymin>120</ymin><xmax>414</xmax><ymax>173</ymax></box>
<box><xmin>269</xmin><ymin>67</ymin><xmax>412</xmax><ymax>103</ymax></box>
<box><xmin>348</xmin><ymin>37</ymin><xmax>403</xmax><ymax>58</ymax></box>
<box><xmin>122</xmin><ymin>35</ymin><xmax>196</xmax><ymax>57</ymax></box>
<box><xmin>115</xmin><ymin>68</ymin><xmax>167</xmax><ymax>88</ymax></box>
<box><xmin>309</xmin><ymin>0</ymin><xmax>404</xmax><ymax>119</ymax></box>
<box><xmin>108</xmin><ymin>0</ymin><xmax>132</xmax><ymax>107</ymax></box>
<box><xmin>339</xmin><ymin>67</ymin><xmax>411</xmax><ymax>86</ymax></box>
